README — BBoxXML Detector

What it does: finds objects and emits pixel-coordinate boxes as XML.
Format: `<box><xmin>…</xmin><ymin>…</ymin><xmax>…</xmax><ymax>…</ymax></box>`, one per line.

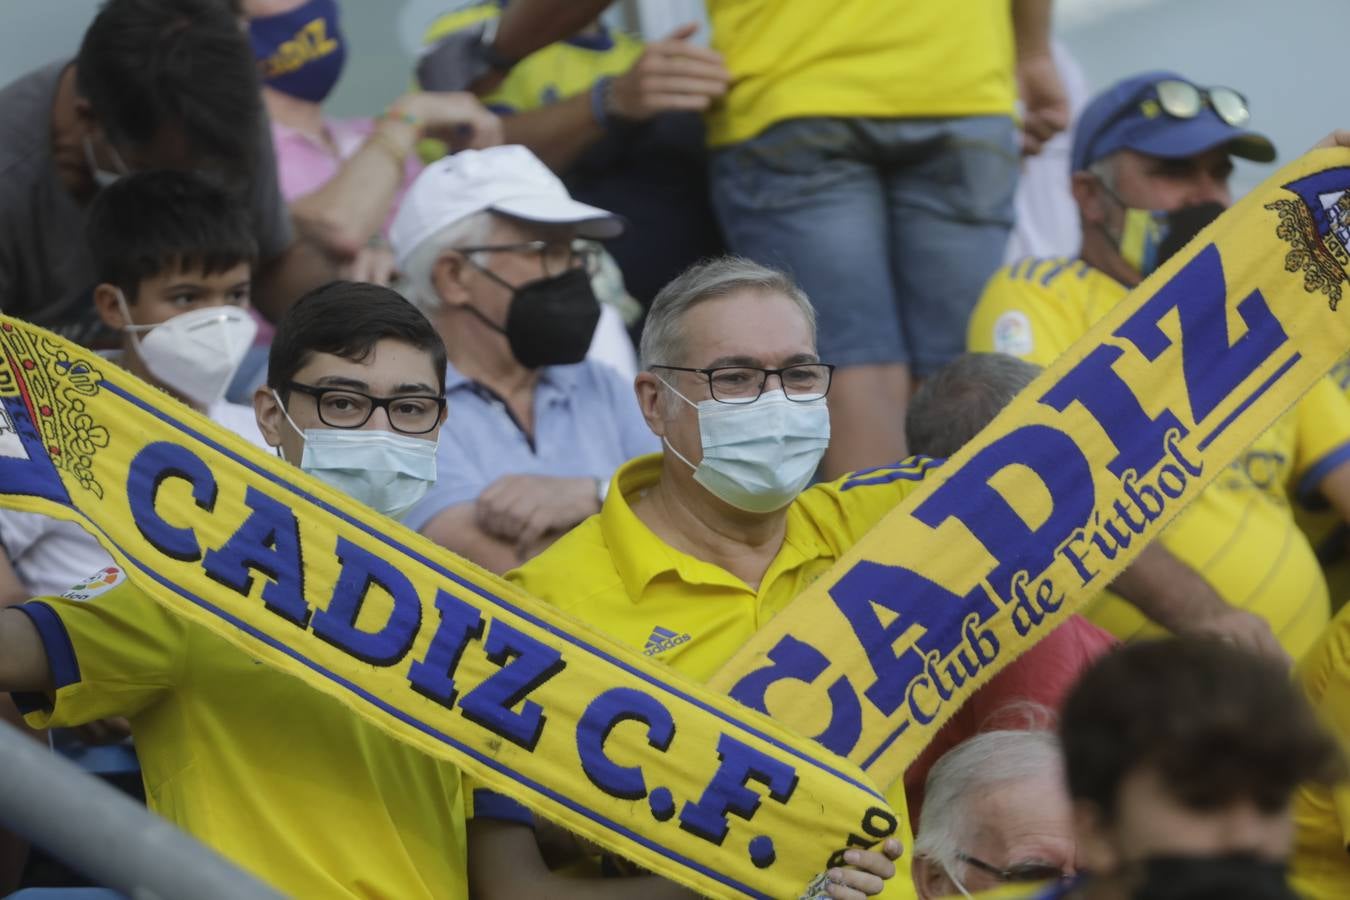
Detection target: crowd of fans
<box><xmin>0</xmin><ymin>0</ymin><xmax>1348</xmax><ymax>897</ymax></box>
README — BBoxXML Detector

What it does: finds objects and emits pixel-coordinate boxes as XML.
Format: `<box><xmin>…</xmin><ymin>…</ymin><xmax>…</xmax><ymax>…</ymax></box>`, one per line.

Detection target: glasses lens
<box><xmin>316</xmin><ymin>390</ymin><xmax>373</xmax><ymax>428</ymax></box>
<box><xmin>1208</xmin><ymin>87</ymin><xmax>1250</xmax><ymax>126</ymax></box>
<box><xmin>1154</xmin><ymin>80</ymin><xmax>1202</xmax><ymax>118</ymax></box>
<box><xmin>781</xmin><ymin>364</ymin><xmax>832</xmax><ymax>401</ymax></box>
<box><xmin>388</xmin><ymin>396</ymin><xmax>443</xmax><ymax>434</ymax></box>
<box><xmin>708</xmin><ymin>367</ymin><xmax>764</xmax><ymax>403</ymax></box>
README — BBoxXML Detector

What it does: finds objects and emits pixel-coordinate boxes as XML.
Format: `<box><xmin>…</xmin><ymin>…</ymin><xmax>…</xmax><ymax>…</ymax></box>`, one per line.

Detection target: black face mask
<box><xmin>1127</xmin><ymin>854</ymin><xmax>1297</xmax><ymax>900</ymax></box>
<box><xmin>465</xmin><ymin>267</ymin><xmax>601</xmax><ymax>369</ymax></box>
<box><xmin>1154</xmin><ymin>202</ymin><xmax>1227</xmax><ymax>268</ymax></box>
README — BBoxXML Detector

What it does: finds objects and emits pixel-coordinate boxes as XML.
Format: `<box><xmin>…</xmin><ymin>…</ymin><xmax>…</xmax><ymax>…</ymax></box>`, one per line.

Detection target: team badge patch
<box><xmin>60</xmin><ymin>565</ymin><xmax>125</xmax><ymax>601</ymax></box>
<box><xmin>992</xmin><ymin>310</ymin><xmax>1035</xmax><ymax>356</ymax></box>
<box><xmin>1266</xmin><ymin>167</ymin><xmax>1350</xmax><ymax>309</ymax></box>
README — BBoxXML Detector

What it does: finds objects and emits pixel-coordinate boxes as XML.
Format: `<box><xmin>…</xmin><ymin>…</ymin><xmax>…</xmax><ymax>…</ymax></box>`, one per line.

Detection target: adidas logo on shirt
<box><xmin>643</xmin><ymin>625</ymin><xmax>691</xmax><ymax>656</ymax></box>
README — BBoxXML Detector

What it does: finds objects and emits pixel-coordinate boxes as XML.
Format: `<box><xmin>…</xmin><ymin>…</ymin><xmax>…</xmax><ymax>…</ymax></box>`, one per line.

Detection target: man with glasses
<box><xmin>968</xmin><ymin>71</ymin><xmax>1350</xmax><ymax>662</ymax></box>
<box><xmin>910</xmin><ymin>730</ymin><xmax>1074</xmax><ymax>898</ymax></box>
<box><xmin>391</xmin><ymin>145</ymin><xmax>657</xmax><ymax>575</ymax></box>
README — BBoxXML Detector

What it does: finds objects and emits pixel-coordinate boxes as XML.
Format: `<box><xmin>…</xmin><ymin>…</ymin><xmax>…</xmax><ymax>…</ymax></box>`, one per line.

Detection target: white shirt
<box><xmin>0</xmin><ymin>399</ymin><xmax>268</xmax><ymax>598</ymax></box>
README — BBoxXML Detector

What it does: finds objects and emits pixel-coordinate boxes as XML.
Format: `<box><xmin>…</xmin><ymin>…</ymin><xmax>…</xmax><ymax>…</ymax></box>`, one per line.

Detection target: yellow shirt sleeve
<box><xmin>1292</xmin><ymin>375</ymin><xmax>1350</xmax><ymax>505</ymax></box>
<box><xmin>967</xmin><ymin>258</ymin><xmax>1117</xmax><ymax>368</ymax></box>
<box><xmin>796</xmin><ymin>456</ymin><xmax>944</xmax><ymax>552</ymax></box>
<box><xmin>15</xmin><ymin>575</ymin><xmax>184</xmax><ymax>729</ymax></box>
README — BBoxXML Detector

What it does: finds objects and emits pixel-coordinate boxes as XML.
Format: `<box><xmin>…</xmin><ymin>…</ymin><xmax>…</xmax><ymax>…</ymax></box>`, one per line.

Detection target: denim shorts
<box><xmin>710</xmin><ymin>116</ymin><xmax>1019</xmax><ymax>375</ymax></box>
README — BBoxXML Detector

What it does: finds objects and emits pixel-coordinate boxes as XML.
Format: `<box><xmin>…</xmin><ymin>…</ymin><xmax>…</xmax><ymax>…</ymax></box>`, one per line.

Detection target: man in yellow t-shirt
<box><xmin>968</xmin><ymin>71</ymin><xmax>1350</xmax><ymax>662</ymax></box>
<box><xmin>450</xmin><ymin>0</ymin><xmax>1067</xmax><ymax>479</ymax></box>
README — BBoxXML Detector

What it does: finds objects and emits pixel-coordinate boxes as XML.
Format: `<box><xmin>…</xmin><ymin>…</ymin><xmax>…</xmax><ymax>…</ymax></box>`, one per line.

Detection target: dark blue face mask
<box><xmin>249</xmin><ymin>0</ymin><xmax>347</xmax><ymax>104</ymax></box>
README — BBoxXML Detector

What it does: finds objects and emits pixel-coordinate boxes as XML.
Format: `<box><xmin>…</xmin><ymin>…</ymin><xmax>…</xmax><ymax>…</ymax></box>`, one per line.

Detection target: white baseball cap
<box><xmin>390</xmin><ymin>145</ymin><xmax>624</xmax><ymax>270</ymax></box>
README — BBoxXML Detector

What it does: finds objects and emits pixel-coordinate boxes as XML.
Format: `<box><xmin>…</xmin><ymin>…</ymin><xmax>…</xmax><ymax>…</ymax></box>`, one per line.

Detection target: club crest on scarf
<box><xmin>1266</xmin><ymin>167</ymin><xmax>1350</xmax><ymax>309</ymax></box>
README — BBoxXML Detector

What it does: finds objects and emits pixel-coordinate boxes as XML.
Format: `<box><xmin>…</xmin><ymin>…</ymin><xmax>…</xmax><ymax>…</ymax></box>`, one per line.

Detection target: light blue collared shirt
<box><xmin>403</xmin><ymin>359</ymin><xmax>659</xmax><ymax>531</ymax></box>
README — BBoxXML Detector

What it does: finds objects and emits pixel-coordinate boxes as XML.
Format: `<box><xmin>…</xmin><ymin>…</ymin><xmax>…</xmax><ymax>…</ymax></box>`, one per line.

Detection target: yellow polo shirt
<box><xmin>968</xmin><ymin>257</ymin><xmax>1350</xmax><ymax>660</ymax></box>
<box><xmin>509</xmin><ymin>452</ymin><xmax>940</xmax><ymax>899</ymax></box>
<box><xmin>1291</xmin><ymin>603</ymin><xmax>1350</xmax><ymax>898</ymax></box>
<box><xmin>15</xmin><ymin>571</ymin><xmax>468</xmax><ymax>899</ymax></box>
<box><xmin>704</xmin><ymin>0</ymin><xmax>1016</xmax><ymax>146</ymax></box>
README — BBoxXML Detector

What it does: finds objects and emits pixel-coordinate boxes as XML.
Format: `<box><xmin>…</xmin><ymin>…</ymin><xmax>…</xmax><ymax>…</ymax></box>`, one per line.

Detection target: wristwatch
<box><xmin>416</xmin><ymin>18</ymin><xmax>520</xmax><ymax>92</ymax></box>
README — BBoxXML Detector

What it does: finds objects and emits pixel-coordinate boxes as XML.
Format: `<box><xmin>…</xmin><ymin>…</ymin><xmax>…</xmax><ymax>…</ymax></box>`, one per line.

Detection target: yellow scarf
<box><xmin>711</xmin><ymin>146</ymin><xmax>1350</xmax><ymax>792</ymax></box>
<box><xmin>0</xmin><ymin>146</ymin><xmax>1347</xmax><ymax>896</ymax></box>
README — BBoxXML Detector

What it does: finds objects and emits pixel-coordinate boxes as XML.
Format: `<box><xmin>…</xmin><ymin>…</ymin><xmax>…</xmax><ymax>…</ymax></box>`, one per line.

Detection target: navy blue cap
<box><xmin>1070</xmin><ymin>70</ymin><xmax>1276</xmax><ymax>172</ymax></box>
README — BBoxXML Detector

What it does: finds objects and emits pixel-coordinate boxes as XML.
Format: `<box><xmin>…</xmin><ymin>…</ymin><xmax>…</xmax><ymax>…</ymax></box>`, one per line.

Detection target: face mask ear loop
<box><xmin>113</xmin><ymin>287</ymin><xmax>150</xmax><ymax>357</ymax></box>
<box><xmin>269</xmin><ymin>388</ymin><xmax>309</xmax><ymax>461</ymax></box>
<box><xmin>945</xmin><ymin>866</ymin><xmax>975</xmax><ymax>900</ymax></box>
<box><xmin>654</xmin><ymin>374</ymin><xmax>701</xmax><ymax>473</ymax></box>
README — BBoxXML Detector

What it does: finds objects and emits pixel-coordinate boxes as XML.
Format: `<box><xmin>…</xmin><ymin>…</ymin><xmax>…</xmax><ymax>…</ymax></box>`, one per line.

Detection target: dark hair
<box><xmin>268</xmin><ymin>282</ymin><xmax>448</xmax><ymax>396</ymax></box>
<box><xmin>76</xmin><ymin>0</ymin><xmax>260</xmax><ymax>173</ymax></box>
<box><xmin>905</xmin><ymin>353</ymin><xmax>1042</xmax><ymax>458</ymax></box>
<box><xmin>86</xmin><ymin>170</ymin><xmax>258</xmax><ymax>300</ymax></box>
<box><xmin>1061</xmin><ymin>638</ymin><xmax>1344</xmax><ymax>818</ymax></box>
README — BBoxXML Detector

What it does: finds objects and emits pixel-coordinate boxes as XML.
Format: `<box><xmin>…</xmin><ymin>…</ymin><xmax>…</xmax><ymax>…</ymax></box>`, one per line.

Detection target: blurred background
<box><xmin>2</xmin><ymin>0</ymin><xmax>1329</xmax><ymax>195</ymax></box>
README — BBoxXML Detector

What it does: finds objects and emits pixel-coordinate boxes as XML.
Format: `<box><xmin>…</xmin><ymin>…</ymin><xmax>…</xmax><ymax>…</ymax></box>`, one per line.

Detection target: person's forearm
<box><xmin>1109</xmin><ymin>542</ymin><xmax>1229</xmax><ymax>632</ymax></box>
<box><xmin>493</xmin><ymin>0</ymin><xmax>614</xmax><ymax>61</ymax></box>
<box><xmin>423</xmin><ymin>504</ymin><xmax>522</xmax><ymax>575</ymax></box>
<box><xmin>252</xmin><ymin>236</ymin><xmax>337</xmax><ymax>322</ymax></box>
<box><xmin>501</xmin><ymin>93</ymin><xmax>606</xmax><ymax>172</ymax></box>
<box><xmin>1011</xmin><ymin>0</ymin><xmax>1054</xmax><ymax>60</ymax></box>
<box><xmin>290</xmin><ymin>116</ymin><xmax>419</xmax><ymax>258</ymax></box>
<box><xmin>0</xmin><ymin>608</ymin><xmax>51</xmax><ymax>693</ymax></box>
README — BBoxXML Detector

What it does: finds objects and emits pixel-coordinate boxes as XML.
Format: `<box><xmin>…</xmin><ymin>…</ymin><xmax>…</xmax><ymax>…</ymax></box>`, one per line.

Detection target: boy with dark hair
<box><xmin>0</xmin><ymin>170</ymin><xmax>266</xmax><ymax>604</ymax></box>
<box><xmin>1049</xmin><ymin>638</ymin><xmax>1343</xmax><ymax>899</ymax></box>
<box><xmin>0</xmin><ymin>0</ymin><xmax>331</xmax><ymax>345</ymax></box>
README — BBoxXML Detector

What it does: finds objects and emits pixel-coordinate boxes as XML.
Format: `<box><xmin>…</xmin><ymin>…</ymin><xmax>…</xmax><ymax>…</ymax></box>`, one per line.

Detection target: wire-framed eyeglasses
<box><xmin>956</xmin><ymin>852</ymin><xmax>1068</xmax><ymax>884</ymax></box>
<box><xmin>451</xmin><ymin>240</ymin><xmax>601</xmax><ymax>278</ymax></box>
<box><xmin>286</xmin><ymin>382</ymin><xmax>445</xmax><ymax>435</ymax></box>
<box><xmin>649</xmin><ymin>363</ymin><xmax>835</xmax><ymax>404</ymax></box>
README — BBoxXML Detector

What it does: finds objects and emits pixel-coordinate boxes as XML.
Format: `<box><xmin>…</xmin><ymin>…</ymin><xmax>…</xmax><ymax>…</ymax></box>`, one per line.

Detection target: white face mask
<box><xmin>662</xmin><ymin>384</ymin><xmax>830</xmax><ymax>513</ymax></box>
<box><xmin>119</xmin><ymin>293</ymin><xmax>258</xmax><ymax>407</ymax></box>
<box><xmin>82</xmin><ymin>134</ymin><xmax>129</xmax><ymax>188</ymax></box>
<box><xmin>274</xmin><ymin>390</ymin><xmax>439</xmax><ymax>521</ymax></box>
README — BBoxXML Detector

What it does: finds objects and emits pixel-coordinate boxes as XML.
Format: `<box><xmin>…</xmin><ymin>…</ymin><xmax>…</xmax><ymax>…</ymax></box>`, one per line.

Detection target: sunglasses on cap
<box><xmin>1143</xmin><ymin>79</ymin><xmax>1250</xmax><ymax>128</ymax></box>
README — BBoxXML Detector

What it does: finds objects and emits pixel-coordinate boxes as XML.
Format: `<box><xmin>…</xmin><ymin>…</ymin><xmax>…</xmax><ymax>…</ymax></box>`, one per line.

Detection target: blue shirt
<box><xmin>403</xmin><ymin>360</ymin><xmax>659</xmax><ymax>531</ymax></box>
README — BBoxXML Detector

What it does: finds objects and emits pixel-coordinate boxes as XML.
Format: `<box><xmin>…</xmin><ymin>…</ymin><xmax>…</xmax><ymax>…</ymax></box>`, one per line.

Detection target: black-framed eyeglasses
<box><xmin>956</xmin><ymin>852</ymin><xmax>1068</xmax><ymax>884</ymax></box>
<box><xmin>649</xmin><ymin>363</ymin><xmax>835</xmax><ymax>404</ymax></box>
<box><xmin>452</xmin><ymin>240</ymin><xmax>601</xmax><ymax>278</ymax></box>
<box><xmin>286</xmin><ymin>382</ymin><xmax>446</xmax><ymax>435</ymax></box>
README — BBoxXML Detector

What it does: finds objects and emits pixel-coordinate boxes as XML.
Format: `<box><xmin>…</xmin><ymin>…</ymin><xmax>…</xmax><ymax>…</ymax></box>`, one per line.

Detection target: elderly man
<box><xmin>475</xmin><ymin>257</ymin><xmax>1106</xmax><ymax>899</ymax></box>
<box><xmin>1046</xmin><ymin>639</ymin><xmax>1342</xmax><ymax>899</ymax></box>
<box><xmin>911</xmin><ymin>729</ymin><xmax>1074</xmax><ymax>899</ymax></box>
<box><xmin>968</xmin><ymin>72</ymin><xmax>1350</xmax><ymax>662</ymax></box>
<box><xmin>390</xmin><ymin>145</ymin><xmax>658</xmax><ymax>573</ymax></box>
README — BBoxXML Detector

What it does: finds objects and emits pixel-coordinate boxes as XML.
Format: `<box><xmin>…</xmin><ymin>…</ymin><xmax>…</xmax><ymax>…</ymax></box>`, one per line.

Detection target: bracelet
<box><xmin>382</xmin><ymin>104</ymin><xmax>423</xmax><ymax>130</ymax></box>
<box><xmin>367</xmin><ymin>129</ymin><xmax>410</xmax><ymax>171</ymax></box>
<box><xmin>589</xmin><ymin>76</ymin><xmax>614</xmax><ymax>130</ymax></box>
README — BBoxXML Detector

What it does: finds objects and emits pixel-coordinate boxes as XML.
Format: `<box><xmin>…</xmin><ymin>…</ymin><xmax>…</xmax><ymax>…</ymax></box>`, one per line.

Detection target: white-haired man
<box><xmin>390</xmin><ymin>145</ymin><xmax>657</xmax><ymax>573</ymax></box>
<box><xmin>911</xmin><ymin>730</ymin><xmax>1075</xmax><ymax>899</ymax></box>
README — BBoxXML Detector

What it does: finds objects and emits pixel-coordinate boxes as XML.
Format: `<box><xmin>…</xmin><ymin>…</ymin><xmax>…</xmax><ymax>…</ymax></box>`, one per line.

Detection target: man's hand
<box><xmin>401</xmin><ymin>91</ymin><xmax>504</xmax><ymax>149</ymax></box>
<box><xmin>1015</xmin><ymin>52</ymin><xmax>1069</xmax><ymax>156</ymax></box>
<box><xmin>1313</xmin><ymin>130</ymin><xmax>1350</xmax><ymax>151</ymax></box>
<box><xmin>340</xmin><ymin>244</ymin><xmax>397</xmax><ymax>286</ymax></box>
<box><xmin>609</xmin><ymin>24</ymin><xmax>729</xmax><ymax>121</ymax></box>
<box><xmin>1183</xmin><ymin>607</ymin><xmax>1290</xmax><ymax>667</ymax></box>
<box><xmin>815</xmin><ymin>839</ymin><xmax>903</xmax><ymax>899</ymax></box>
<box><xmin>475</xmin><ymin>475</ymin><xmax>600</xmax><ymax>552</ymax></box>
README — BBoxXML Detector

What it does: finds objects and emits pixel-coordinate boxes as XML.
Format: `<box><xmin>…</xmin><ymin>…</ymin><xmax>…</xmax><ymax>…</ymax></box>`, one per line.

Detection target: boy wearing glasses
<box><xmin>390</xmin><ymin>145</ymin><xmax>658</xmax><ymax>575</ymax></box>
<box><xmin>968</xmin><ymin>71</ymin><xmax>1350</xmax><ymax>663</ymax></box>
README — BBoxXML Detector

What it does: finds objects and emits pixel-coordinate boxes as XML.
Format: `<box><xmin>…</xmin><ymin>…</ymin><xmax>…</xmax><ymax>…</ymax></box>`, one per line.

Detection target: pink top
<box><xmin>270</xmin><ymin>116</ymin><xmax>424</xmax><ymax>235</ymax></box>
